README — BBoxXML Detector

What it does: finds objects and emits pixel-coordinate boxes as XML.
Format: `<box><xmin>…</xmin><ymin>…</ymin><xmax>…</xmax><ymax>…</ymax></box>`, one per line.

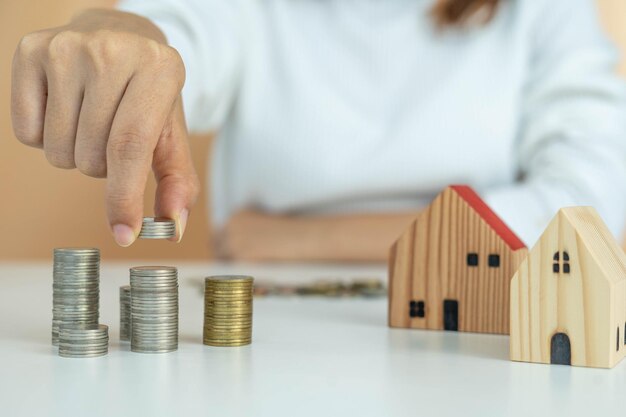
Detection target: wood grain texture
<box><xmin>389</xmin><ymin>187</ymin><xmax>527</xmax><ymax>334</ymax></box>
<box><xmin>510</xmin><ymin>207</ymin><xmax>626</xmax><ymax>368</ymax></box>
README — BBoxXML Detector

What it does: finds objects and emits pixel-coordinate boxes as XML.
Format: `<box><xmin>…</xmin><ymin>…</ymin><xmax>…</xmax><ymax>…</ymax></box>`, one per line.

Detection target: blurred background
<box><xmin>1</xmin><ymin>0</ymin><xmax>625</xmax><ymax>261</ymax></box>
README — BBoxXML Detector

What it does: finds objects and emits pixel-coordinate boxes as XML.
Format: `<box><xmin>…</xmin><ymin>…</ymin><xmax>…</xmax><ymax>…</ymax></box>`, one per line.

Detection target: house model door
<box><xmin>443</xmin><ymin>300</ymin><xmax>458</xmax><ymax>331</ymax></box>
<box><xmin>551</xmin><ymin>333</ymin><xmax>571</xmax><ymax>365</ymax></box>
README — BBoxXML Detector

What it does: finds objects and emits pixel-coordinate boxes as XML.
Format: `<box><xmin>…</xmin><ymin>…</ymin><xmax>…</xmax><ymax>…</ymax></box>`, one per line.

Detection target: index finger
<box><xmin>106</xmin><ymin>73</ymin><xmax>181</xmax><ymax>246</ymax></box>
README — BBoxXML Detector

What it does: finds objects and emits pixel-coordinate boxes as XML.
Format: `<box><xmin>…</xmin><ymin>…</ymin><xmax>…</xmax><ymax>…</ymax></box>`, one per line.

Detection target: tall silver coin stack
<box><xmin>58</xmin><ymin>324</ymin><xmax>109</xmax><ymax>358</ymax></box>
<box><xmin>130</xmin><ymin>266</ymin><xmax>179</xmax><ymax>353</ymax></box>
<box><xmin>138</xmin><ymin>217</ymin><xmax>176</xmax><ymax>239</ymax></box>
<box><xmin>120</xmin><ymin>285</ymin><xmax>131</xmax><ymax>341</ymax></box>
<box><xmin>52</xmin><ymin>248</ymin><xmax>100</xmax><ymax>346</ymax></box>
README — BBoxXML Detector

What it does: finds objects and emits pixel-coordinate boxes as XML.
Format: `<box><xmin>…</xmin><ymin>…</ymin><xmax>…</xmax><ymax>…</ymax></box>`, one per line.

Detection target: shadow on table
<box><xmin>387</xmin><ymin>328</ymin><xmax>510</xmax><ymax>361</ymax></box>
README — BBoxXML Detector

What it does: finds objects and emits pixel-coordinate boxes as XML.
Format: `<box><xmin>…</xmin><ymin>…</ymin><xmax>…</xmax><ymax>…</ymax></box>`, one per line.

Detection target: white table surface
<box><xmin>1</xmin><ymin>261</ymin><xmax>625</xmax><ymax>417</ymax></box>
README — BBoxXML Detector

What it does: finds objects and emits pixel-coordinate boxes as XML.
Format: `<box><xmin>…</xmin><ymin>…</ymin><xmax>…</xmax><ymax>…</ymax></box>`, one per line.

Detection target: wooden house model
<box><xmin>388</xmin><ymin>185</ymin><xmax>527</xmax><ymax>334</ymax></box>
<box><xmin>510</xmin><ymin>207</ymin><xmax>626</xmax><ymax>368</ymax></box>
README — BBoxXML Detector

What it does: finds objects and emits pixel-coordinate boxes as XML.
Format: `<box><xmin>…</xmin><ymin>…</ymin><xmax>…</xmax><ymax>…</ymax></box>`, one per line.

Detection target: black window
<box><xmin>488</xmin><ymin>254</ymin><xmax>500</xmax><ymax>268</ymax></box>
<box><xmin>618</xmin><ymin>327</ymin><xmax>621</xmax><ymax>352</ymax></box>
<box><xmin>553</xmin><ymin>252</ymin><xmax>560</xmax><ymax>273</ymax></box>
<box><xmin>553</xmin><ymin>251</ymin><xmax>571</xmax><ymax>274</ymax></box>
<box><xmin>416</xmin><ymin>301</ymin><xmax>425</xmax><ymax>317</ymax></box>
<box><xmin>624</xmin><ymin>323</ymin><xmax>625</xmax><ymax>345</ymax></box>
<box><xmin>467</xmin><ymin>253</ymin><xmax>479</xmax><ymax>267</ymax></box>
<box><xmin>563</xmin><ymin>252</ymin><xmax>570</xmax><ymax>274</ymax></box>
<box><xmin>409</xmin><ymin>300</ymin><xmax>425</xmax><ymax>318</ymax></box>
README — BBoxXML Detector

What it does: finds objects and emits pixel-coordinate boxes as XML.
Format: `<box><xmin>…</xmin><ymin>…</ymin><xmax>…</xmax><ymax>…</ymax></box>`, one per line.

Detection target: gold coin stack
<box><xmin>203</xmin><ymin>275</ymin><xmax>253</xmax><ymax>347</ymax></box>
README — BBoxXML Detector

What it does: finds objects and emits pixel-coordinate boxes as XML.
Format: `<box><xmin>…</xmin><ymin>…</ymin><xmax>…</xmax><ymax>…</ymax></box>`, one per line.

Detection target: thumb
<box><xmin>153</xmin><ymin>98</ymin><xmax>200</xmax><ymax>242</ymax></box>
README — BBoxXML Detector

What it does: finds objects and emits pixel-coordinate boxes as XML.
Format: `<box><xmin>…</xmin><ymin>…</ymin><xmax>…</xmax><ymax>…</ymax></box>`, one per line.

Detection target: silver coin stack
<box><xmin>120</xmin><ymin>285</ymin><xmax>131</xmax><ymax>341</ymax></box>
<box><xmin>130</xmin><ymin>266</ymin><xmax>179</xmax><ymax>353</ymax></box>
<box><xmin>138</xmin><ymin>217</ymin><xmax>176</xmax><ymax>239</ymax></box>
<box><xmin>58</xmin><ymin>324</ymin><xmax>109</xmax><ymax>358</ymax></box>
<box><xmin>52</xmin><ymin>248</ymin><xmax>100</xmax><ymax>346</ymax></box>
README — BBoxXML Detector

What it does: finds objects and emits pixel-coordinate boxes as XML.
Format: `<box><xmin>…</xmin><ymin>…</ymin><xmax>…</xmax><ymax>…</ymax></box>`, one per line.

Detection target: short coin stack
<box><xmin>58</xmin><ymin>324</ymin><xmax>109</xmax><ymax>358</ymax></box>
<box><xmin>203</xmin><ymin>275</ymin><xmax>254</xmax><ymax>347</ymax></box>
<box><xmin>119</xmin><ymin>285</ymin><xmax>131</xmax><ymax>341</ymax></box>
<box><xmin>52</xmin><ymin>248</ymin><xmax>100</xmax><ymax>346</ymax></box>
<box><xmin>130</xmin><ymin>266</ymin><xmax>179</xmax><ymax>353</ymax></box>
<box><xmin>138</xmin><ymin>217</ymin><xmax>176</xmax><ymax>239</ymax></box>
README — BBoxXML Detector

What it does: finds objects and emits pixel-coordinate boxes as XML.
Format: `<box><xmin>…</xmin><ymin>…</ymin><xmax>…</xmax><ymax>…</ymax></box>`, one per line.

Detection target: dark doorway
<box><xmin>551</xmin><ymin>333</ymin><xmax>571</xmax><ymax>365</ymax></box>
<box><xmin>443</xmin><ymin>300</ymin><xmax>458</xmax><ymax>331</ymax></box>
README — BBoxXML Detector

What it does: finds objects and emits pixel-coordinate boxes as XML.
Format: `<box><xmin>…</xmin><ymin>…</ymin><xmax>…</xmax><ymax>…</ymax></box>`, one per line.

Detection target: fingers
<box><xmin>11</xmin><ymin>24</ymin><xmax>191</xmax><ymax>247</ymax></box>
<box><xmin>11</xmin><ymin>33</ymin><xmax>48</xmax><ymax>148</ymax></box>
<box><xmin>106</xmin><ymin>69</ymin><xmax>182</xmax><ymax>246</ymax></box>
<box><xmin>74</xmin><ymin>75</ymin><xmax>127</xmax><ymax>178</ymax></box>
<box><xmin>42</xmin><ymin>58</ymin><xmax>85</xmax><ymax>169</ymax></box>
<box><xmin>153</xmin><ymin>99</ymin><xmax>200</xmax><ymax>242</ymax></box>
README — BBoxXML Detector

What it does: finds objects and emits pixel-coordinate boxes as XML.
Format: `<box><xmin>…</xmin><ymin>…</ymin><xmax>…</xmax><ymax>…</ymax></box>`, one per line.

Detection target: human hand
<box><xmin>11</xmin><ymin>9</ymin><xmax>200</xmax><ymax>246</ymax></box>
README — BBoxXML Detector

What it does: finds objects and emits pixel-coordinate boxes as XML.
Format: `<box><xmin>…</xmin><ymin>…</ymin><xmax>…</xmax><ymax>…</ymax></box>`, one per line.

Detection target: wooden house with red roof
<box><xmin>388</xmin><ymin>185</ymin><xmax>528</xmax><ymax>334</ymax></box>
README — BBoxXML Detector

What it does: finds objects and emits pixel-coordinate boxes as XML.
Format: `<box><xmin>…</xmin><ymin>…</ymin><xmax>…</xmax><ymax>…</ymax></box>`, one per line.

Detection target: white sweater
<box><xmin>119</xmin><ymin>0</ymin><xmax>626</xmax><ymax>245</ymax></box>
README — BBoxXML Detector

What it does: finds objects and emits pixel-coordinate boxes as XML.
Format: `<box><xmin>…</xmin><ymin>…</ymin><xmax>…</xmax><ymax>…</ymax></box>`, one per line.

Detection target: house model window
<box><xmin>552</xmin><ymin>251</ymin><xmax>571</xmax><ymax>274</ymax></box>
<box><xmin>488</xmin><ymin>254</ymin><xmax>500</xmax><ymax>268</ymax></box>
<box><xmin>467</xmin><ymin>253</ymin><xmax>479</xmax><ymax>267</ymax></box>
<box><xmin>409</xmin><ymin>300</ymin><xmax>425</xmax><ymax>318</ymax></box>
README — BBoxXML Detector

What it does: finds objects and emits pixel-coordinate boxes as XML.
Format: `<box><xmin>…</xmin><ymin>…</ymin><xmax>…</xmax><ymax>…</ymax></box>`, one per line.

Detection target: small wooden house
<box><xmin>388</xmin><ymin>185</ymin><xmax>527</xmax><ymax>334</ymax></box>
<box><xmin>510</xmin><ymin>207</ymin><xmax>626</xmax><ymax>368</ymax></box>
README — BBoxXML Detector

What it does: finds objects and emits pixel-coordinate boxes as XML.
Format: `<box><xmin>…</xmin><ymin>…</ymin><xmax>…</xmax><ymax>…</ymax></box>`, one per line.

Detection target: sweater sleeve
<box><xmin>117</xmin><ymin>0</ymin><xmax>250</xmax><ymax>132</ymax></box>
<box><xmin>483</xmin><ymin>0</ymin><xmax>626</xmax><ymax>246</ymax></box>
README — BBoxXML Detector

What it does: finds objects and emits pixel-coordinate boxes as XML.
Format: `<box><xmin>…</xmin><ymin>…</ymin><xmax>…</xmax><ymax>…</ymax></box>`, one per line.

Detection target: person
<box><xmin>11</xmin><ymin>0</ymin><xmax>626</xmax><ymax>261</ymax></box>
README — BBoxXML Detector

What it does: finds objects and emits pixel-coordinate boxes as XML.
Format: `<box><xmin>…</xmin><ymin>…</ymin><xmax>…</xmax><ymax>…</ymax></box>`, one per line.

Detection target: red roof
<box><xmin>450</xmin><ymin>185</ymin><xmax>526</xmax><ymax>250</ymax></box>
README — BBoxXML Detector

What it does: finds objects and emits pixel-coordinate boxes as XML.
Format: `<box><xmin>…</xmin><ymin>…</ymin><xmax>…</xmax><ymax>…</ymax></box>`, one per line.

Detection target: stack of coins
<box><xmin>138</xmin><ymin>217</ymin><xmax>176</xmax><ymax>239</ymax></box>
<box><xmin>58</xmin><ymin>324</ymin><xmax>109</xmax><ymax>358</ymax></box>
<box><xmin>203</xmin><ymin>276</ymin><xmax>254</xmax><ymax>347</ymax></box>
<box><xmin>119</xmin><ymin>285</ymin><xmax>131</xmax><ymax>341</ymax></box>
<box><xmin>130</xmin><ymin>266</ymin><xmax>179</xmax><ymax>353</ymax></box>
<box><xmin>52</xmin><ymin>248</ymin><xmax>100</xmax><ymax>345</ymax></box>
<box><xmin>349</xmin><ymin>279</ymin><xmax>387</xmax><ymax>298</ymax></box>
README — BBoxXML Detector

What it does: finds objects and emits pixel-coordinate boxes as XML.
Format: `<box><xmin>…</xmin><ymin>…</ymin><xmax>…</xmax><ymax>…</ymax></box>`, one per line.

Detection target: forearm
<box><xmin>217</xmin><ymin>209</ymin><xmax>420</xmax><ymax>262</ymax></box>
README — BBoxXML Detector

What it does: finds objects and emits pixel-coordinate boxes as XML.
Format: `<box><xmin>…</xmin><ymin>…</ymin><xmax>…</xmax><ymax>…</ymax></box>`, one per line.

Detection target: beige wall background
<box><xmin>1</xmin><ymin>0</ymin><xmax>625</xmax><ymax>260</ymax></box>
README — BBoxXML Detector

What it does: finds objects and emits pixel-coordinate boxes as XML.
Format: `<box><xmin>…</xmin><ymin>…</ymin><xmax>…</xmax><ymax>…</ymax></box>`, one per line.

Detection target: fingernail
<box><xmin>113</xmin><ymin>224</ymin><xmax>135</xmax><ymax>247</ymax></box>
<box><xmin>177</xmin><ymin>209</ymin><xmax>189</xmax><ymax>243</ymax></box>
